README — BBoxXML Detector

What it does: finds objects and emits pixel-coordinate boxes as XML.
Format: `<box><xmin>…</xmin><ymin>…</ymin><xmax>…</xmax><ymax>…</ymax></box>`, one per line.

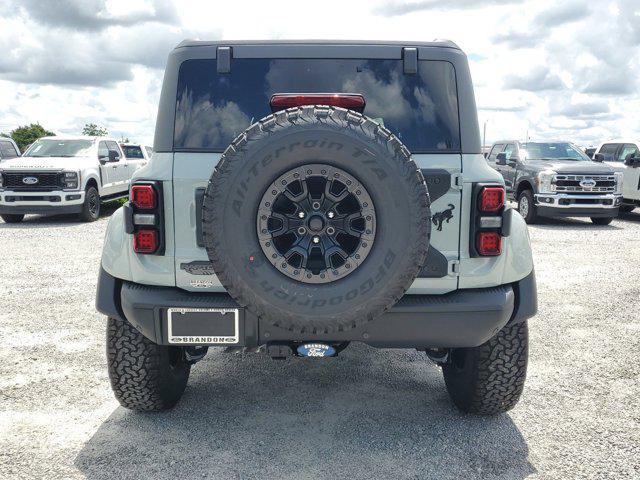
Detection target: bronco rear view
<box><xmin>96</xmin><ymin>40</ymin><xmax>537</xmax><ymax>415</ymax></box>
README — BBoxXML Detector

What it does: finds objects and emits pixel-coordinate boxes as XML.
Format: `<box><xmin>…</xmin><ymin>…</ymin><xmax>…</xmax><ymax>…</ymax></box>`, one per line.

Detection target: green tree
<box><xmin>10</xmin><ymin>123</ymin><xmax>55</xmax><ymax>152</ymax></box>
<box><xmin>82</xmin><ymin>123</ymin><xmax>108</xmax><ymax>136</ymax></box>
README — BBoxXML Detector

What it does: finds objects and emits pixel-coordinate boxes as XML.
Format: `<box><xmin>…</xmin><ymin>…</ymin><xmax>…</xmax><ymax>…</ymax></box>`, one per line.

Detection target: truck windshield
<box><xmin>174</xmin><ymin>58</ymin><xmax>460</xmax><ymax>153</ymax></box>
<box><xmin>520</xmin><ymin>142</ymin><xmax>590</xmax><ymax>161</ymax></box>
<box><xmin>24</xmin><ymin>139</ymin><xmax>94</xmax><ymax>158</ymax></box>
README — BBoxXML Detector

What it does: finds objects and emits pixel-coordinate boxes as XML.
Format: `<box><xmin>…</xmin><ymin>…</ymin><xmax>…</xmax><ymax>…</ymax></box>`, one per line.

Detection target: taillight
<box><xmin>133</xmin><ymin>229</ymin><xmax>158</xmax><ymax>254</ymax></box>
<box><xmin>479</xmin><ymin>187</ymin><xmax>505</xmax><ymax>213</ymax></box>
<box><xmin>476</xmin><ymin>231</ymin><xmax>501</xmax><ymax>256</ymax></box>
<box><xmin>131</xmin><ymin>184</ymin><xmax>156</xmax><ymax>210</ymax></box>
<box><xmin>270</xmin><ymin>93</ymin><xmax>366</xmax><ymax>112</ymax></box>
<box><xmin>471</xmin><ymin>185</ymin><xmax>506</xmax><ymax>257</ymax></box>
<box><xmin>127</xmin><ymin>181</ymin><xmax>164</xmax><ymax>255</ymax></box>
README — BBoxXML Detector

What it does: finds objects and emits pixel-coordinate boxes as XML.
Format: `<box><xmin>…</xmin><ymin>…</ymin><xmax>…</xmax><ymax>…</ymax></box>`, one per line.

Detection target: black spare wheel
<box><xmin>202</xmin><ymin>106</ymin><xmax>431</xmax><ymax>334</ymax></box>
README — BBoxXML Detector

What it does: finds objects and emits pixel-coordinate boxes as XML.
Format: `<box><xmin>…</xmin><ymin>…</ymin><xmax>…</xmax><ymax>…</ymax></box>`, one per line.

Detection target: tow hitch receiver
<box><xmin>263</xmin><ymin>342</ymin><xmax>348</xmax><ymax>359</ymax></box>
<box><xmin>297</xmin><ymin>343</ymin><xmax>336</xmax><ymax>357</ymax></box>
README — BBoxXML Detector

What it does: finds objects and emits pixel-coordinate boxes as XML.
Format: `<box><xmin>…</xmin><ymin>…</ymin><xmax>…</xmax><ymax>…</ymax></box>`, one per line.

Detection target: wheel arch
<box><xmin>84</xmin><ymin>175</ymin><xmax>101</xmax><ymax>195</ymax></box>
<box><xmin>515</xmin><ymin>180</ymin><xmax>534</xmax><ymax>197</ymax></box>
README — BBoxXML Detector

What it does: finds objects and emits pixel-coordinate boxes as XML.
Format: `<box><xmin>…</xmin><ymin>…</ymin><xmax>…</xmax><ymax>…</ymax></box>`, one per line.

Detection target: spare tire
<box><xmin>202</xmin><ymin>106</ymin><xmax>431</xmax><ymax>334</ymax></box>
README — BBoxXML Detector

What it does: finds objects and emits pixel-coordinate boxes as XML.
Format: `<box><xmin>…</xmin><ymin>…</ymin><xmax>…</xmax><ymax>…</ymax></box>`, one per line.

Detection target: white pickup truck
<box><xmin>120</xmin><ymin>143</ymin><xmax>152</xmax><ymax>165</ymax></box>
<box><xmin>0</xmin><ymin>135</ymin><xmax>142</xmax><ymax>223</ymax></box>
<box><xmin>593</xmin><ymin>140</ymin><xmax>640</xmax><ymax>212</ymax></box>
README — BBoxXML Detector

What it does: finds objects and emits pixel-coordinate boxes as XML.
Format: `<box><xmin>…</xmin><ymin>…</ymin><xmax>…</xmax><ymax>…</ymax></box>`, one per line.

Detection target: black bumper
<box><xmin>537</xmin><ymin>206</ymin><xmax>618</xmax><ymax>218</ymax></box>
<box><xmin>0</xmin><ymin>203</ymin><xmax>83</xmax><ymax>215</ymax></box>
<box><xmin>96</xmin><ymin>268</ymin><xmax>537</xmax><ymax>349</ymax></box>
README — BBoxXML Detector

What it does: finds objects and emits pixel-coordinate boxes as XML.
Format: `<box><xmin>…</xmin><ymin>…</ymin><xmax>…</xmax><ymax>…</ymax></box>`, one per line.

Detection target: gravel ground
<box><xmin>0</xmin><ymin>207</ymin><xmax>639</xmax><ymax>480</ymax></box>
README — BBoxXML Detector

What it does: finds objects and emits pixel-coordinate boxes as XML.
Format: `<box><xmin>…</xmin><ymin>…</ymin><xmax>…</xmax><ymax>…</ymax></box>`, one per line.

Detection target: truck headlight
<box><xmin>614</xmin><ymin>172</ymin><xmax>623</xmax><ymax>194</ymax></box>
<box><xmin>537</xmin><ymin>170</ymin><xmax>556</xmax><ymax>194</ymax></box>
<box><xmin>62</xmin><ymin>171</ymin><xmax>79</xmax><ymax>190</ymax></box>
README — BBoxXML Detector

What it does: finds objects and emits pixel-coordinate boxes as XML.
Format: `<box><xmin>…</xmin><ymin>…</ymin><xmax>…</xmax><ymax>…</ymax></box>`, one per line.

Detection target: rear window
<box><xmin>174</xmin><ymin>58</ymin><xmax>460</xmax><ymax>153</ymax></box>
<box><xmin>122</xmin><ymin>145</ymin><xmax>144</xmax><ymax>159</ymax></box>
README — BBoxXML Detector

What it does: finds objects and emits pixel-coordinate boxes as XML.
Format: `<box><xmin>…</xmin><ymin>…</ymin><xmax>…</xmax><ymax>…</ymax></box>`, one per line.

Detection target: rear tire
<box><xmin>517</xmin><ymin>190</ymin><xmax>537</xmax><ymax>224</ymax></box>
<box><xmin>79</xmin><ymin>186</ymin><xmax>100</xmax><ymax>222</ymax></box>
<box><xmin>591</xmin><ymin>217</ymin><xmax>613</xmax><ymax>225</ymax></box>
<box><xmin>106</xmin><ymin>317</ymin><xmax>191</xmax><ymax>411</ymax></box>
<box><xmin>1</xmin><ymin>214</ymin><xmax>24</xmax><ymax>223</ymax></box>
<box><xmin>442</xmin><ymin>321</ymin><xmax>528</xmax><ymax>415</ymax></box>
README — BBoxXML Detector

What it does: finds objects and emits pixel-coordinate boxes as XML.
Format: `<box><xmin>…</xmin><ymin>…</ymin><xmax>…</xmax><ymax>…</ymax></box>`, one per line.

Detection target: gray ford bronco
<box><xmin>96</xmin><ymin>40</ymin><xmax>537</xmax><ymax>414</ymax></box>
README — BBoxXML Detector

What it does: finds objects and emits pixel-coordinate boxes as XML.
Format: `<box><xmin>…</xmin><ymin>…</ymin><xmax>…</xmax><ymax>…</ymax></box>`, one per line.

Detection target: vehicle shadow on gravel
<box><xmin>75</xmin><ymin>344</ymin><xmax>535</xmax><ymax>480</ymax></box>
<box><xmin>0</xmin><ymin>202</ymin><xmax>121</xmax><ymax>228</ymax></box>
<box><xmin>617</xmin><ymin>210</ymin><xmax>640</xmax><ymax>223</ymax></box>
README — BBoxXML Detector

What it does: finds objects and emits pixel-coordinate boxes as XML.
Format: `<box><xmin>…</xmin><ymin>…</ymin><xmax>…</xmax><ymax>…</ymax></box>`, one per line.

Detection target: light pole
<box><xmin>483</xmin><ymin>119</ymin><xmax>489</xmax><ymax>149</ymax></box>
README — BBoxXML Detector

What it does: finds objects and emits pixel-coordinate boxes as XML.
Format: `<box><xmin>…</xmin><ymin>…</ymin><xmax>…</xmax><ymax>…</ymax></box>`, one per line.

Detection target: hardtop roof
<box><xmin>175</xmin><ymin>39</ymin><xmax>461</xmax><ymax>50</ymax></box>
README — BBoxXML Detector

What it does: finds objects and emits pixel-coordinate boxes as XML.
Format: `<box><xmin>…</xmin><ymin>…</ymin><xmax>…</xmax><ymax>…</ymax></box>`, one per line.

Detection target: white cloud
<box><xmin>0</xmin><ymin>0</ymin><xmax>637</xmax><ymax>147</ymax></box>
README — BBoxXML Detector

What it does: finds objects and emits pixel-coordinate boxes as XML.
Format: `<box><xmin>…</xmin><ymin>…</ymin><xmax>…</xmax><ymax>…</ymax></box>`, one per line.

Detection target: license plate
<box><xmin>167</xmin><ymin>308</ymin><xmax>239</xmax><ymax>345</ymax></box>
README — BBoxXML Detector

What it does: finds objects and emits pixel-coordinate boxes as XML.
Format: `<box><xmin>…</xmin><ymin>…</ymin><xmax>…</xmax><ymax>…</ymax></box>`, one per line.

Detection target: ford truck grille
<box><xmin>554</xmin><ymin>174</ymin><xmax>616</xmax><ymax>193</ymax></box>
<box><xmin>1</xmin><ymin>172</ymin><xmax>64</xmax><ymax>191</ymax></box>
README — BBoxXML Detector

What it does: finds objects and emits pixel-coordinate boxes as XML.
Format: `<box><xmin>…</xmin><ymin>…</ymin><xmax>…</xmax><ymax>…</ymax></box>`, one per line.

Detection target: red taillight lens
<box><xmin>270</xmin><ymin>93</ymin><xmax>366</xmax><ymax>112</ymax></box>
<box><xmin>131</xmin><ymin>185</ymin><xmax>156</xmax><ymax>210</ymax></box>
<box><xmin>479</xmin><ymin>187</ymin><xmax>505</xmax><ymax>213</ymax></box>
<box><xmin>477</xmin><ymin>231</ymin><xmax>502</xmax><ymax>256</ymax></box>
<box><xmin>133</xmin><ymin>229</ymin><xmax>158</xmax><ymax>254</ymax></box>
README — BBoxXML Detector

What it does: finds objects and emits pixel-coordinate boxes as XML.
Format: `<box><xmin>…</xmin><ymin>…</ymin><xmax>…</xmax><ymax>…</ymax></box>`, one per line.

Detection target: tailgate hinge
<box><xmin>451</xmin><ymin>173</ymin><xmax>463</xmax><ymax>190</ymax></box>
<box><xmin>448</xmin><ymin>260</ymin><xmax>460</xmax><ymax>277</ymax></box>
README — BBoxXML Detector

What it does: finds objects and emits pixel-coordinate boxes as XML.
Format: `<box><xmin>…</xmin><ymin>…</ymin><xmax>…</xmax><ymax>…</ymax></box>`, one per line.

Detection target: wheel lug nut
<box><xmin>298</xmin><ymin>211</ymin><xmax>305</xmax><ymax>218</ymax></box>
<box><xmin>327</xmin><ymin>211</ymin><xmax>335</xmax><ymax>218</ymax></box>
<box><xmin>313</xmin><ymin>236</ymin><xmax>320</xmax><ymax>244</ymax></box>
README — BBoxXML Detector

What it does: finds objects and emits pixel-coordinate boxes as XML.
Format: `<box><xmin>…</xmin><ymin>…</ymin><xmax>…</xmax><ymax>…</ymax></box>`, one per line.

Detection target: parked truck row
<box><xmin>485</xmin><ymin>140</ymin><xmax>639</xmax><ymax>224</ymax></box>
<box><xmin>0</xmin><ymin>137</ymin><xmax>151</xmax><ymax>223</ymax></box>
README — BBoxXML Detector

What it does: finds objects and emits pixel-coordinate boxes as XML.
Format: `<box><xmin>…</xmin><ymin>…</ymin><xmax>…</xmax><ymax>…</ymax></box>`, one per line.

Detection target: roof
<box><xmin>175</xmin><ymin>39</ymin><xmax>461</xmax><ymax>50</ymax></box>
<box><xmin>491</xmin><ymin>140</ymin><xmax>581</xmax><ymax>145</ymax></box>
<box><xmin>595</xmin><ymin>139</ymin><xmax>640</xmax><ymax>145</ymax></box>
<box><xmin>39</xmin><ymin>135</ymin><xmax>121</xmax><ymax>142</ymax></box>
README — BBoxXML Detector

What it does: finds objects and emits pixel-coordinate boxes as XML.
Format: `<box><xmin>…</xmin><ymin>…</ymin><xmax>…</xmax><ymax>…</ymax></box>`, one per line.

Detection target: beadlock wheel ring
<box><xmin>257</xmin><ymin>164</ymin><xmax>376</xmax><ymax>284</ymax></box>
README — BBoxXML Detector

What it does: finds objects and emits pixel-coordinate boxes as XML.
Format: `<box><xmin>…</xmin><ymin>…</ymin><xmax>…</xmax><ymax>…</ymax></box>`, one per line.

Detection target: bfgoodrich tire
<box><xmin>202</xmin><ymin>106</ymin><xmax>431</xmax><ymax>334</ymax></box>
<box><xmin>442</xmin><ymin>321</ymin><xmax>528</xmax><ymax>415</ymax></box>
<box><xmin>106</xmin><ymin>317</ymin><xmax>190</xmax><ymax>411</ymax></box>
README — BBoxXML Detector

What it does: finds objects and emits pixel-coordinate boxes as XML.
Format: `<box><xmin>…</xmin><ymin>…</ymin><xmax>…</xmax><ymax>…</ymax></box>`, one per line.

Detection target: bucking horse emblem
<box><xmin>432</xmin><ymin>204</ymin><xmax>455</xmax><ymax>231</ymax></box>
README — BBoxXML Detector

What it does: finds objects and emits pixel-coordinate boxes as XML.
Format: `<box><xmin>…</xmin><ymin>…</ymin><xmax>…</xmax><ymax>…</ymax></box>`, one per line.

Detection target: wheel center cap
<box><xmin>308</xmin><ymin>215</ymin><xmax>324</xmax><ymax>232</ymax></box>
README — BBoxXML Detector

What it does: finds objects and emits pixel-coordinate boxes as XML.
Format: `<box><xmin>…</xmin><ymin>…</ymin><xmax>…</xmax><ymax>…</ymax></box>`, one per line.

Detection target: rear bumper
<box><xmin>96</xmin><ymin>268</ymin><xmax>537</xmax><ymax>349</ymax></box>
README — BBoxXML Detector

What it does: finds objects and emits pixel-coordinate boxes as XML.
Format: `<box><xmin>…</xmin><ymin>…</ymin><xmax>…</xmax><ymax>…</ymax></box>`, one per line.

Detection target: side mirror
<box><xmin>98</xmin><ymin>155</ymin><xmax>107</xmax><ymax>165</ymax></box>
<box><xmin>483</xmin><ymin>152</ymin><xmax>488</xmax><ymax>159</ymax></box>
<box><xmin>508</xmin><ymin>154</ymin><xmax>519</xmax><ymax>167</ymax></box>
<box><xmin>625</xmin><ymin>156</ymin><xmax>640</xmax><ymax>167</ymax></box>
<box><xmin>593</xmin><ymin>153</ymin><xmax>604</xmax><ymax>162</ymax></box>
<box><xmin>108</xmin><ymin>150</ymin><xmax>119</xmax><ymax>162</ymax></box>
<box><xmin>496</xmin><ymin>152</ymin><xmax>507</xmax><ymax>166</ymax></box>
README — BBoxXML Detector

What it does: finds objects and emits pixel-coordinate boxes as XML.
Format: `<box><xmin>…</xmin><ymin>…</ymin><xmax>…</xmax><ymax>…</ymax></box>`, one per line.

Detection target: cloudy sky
<box><xmin>0</xmin><ymin>0</ymin><xmax>638</xmax><ymax>147</ymax></box>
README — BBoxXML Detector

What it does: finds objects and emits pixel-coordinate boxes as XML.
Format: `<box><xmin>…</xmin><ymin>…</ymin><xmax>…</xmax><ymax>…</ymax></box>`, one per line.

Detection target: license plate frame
<box><xmin>167</xmin><ymin>307</ymin><xmax>240</xmax><ymax>345</ymax></box>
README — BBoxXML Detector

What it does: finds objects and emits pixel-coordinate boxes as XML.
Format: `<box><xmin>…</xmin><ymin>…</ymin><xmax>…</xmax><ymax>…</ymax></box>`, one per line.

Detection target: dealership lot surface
<box><xmin>0</xmin><ymin>208</ymin><xmax>638</xmax><ymax>479</ymax></box>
